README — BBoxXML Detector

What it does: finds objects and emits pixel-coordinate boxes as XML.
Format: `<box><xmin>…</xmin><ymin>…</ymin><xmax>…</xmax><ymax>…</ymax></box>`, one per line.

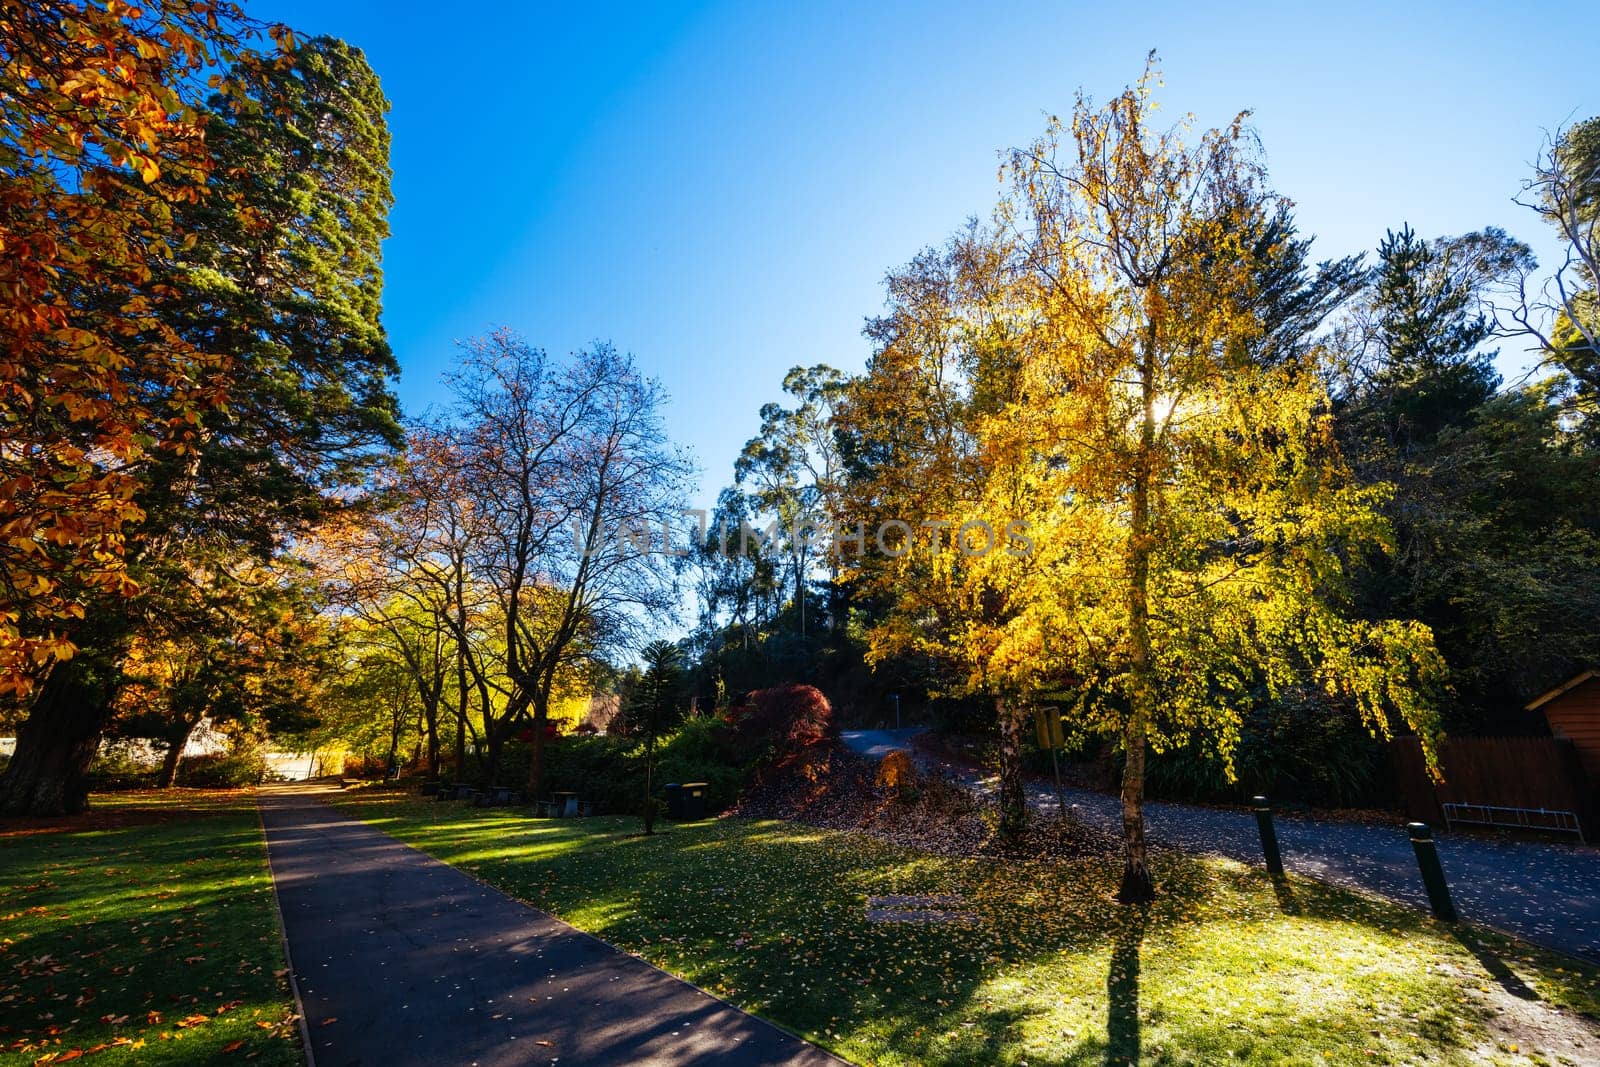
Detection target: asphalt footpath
<box><xmin>257</xmin><ymin>784</ymin><xmax>842</xmax><ymax>1067</ymax></box>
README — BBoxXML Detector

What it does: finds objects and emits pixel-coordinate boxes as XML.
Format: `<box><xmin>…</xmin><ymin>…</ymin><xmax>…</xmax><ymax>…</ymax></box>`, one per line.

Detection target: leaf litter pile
<box><xmin>0</xmin><ymin>791</ymin><xmax>302</xmax><ymax>1066</ymax></box>
<box><xmin>732</xmin><ymin>742</ymin><xmax>1119</xmax><ymax>861</ymax></box>
<box><xmin>334</xmin><ymin>785</ymin><xmax>1600</xmax><ymax>1067</ymax></box>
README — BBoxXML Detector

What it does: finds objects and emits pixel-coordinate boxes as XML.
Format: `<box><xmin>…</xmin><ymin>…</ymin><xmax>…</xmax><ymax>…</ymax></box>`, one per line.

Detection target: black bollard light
<box><xmin>1407</xmin><ymin>822</ymin><xmax>1458</xmax><ymax>922</ymax></box>
<box><xmin>1252</xmin><ymin>795</ymin><xmax>1284</xmax><ymax>876</ymax></box>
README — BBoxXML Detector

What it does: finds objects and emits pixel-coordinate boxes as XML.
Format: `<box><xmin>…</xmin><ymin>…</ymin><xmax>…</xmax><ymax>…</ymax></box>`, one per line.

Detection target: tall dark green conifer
<box><xmin>1358</xmin><ymin>225</ymin><xmax>1506</xmax><ymax>451</ymax></box>
<box><xmin>170</xmin><ymin>34</ymin><xmax>401</xmax><ymax>546</ymax></box>
<box><xmin>631</xmin><ymin>641</ymin><xmax>685</xmax><ymax>834</ymax></box>
<box><xmin>1338</xmin><ymin>225</ymin><xmax>1600</xmax><ymax>730</ymax></box>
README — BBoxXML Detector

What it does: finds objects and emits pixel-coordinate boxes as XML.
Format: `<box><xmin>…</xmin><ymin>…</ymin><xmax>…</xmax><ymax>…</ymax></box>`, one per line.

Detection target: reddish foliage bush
<box><xmin>726</xmin><ymin>684</ymin><xmax>836</xmax><ymax>755</ymax></box>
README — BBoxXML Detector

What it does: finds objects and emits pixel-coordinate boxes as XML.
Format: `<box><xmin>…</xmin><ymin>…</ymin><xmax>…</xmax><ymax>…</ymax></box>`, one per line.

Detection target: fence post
<box><xmin>1407</xmin><ymin>822</ymin><xmax>1458</xmax><ymax>922</ymax></box>
<box><xmin>1252</xmin><ymin>795</ymin><xmax>1283</xmax><ymax>876</ymax></box>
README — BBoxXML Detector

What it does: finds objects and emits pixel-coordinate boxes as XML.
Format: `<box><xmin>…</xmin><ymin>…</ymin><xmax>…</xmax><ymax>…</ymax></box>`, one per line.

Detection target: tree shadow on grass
<box><xmin>1451</xmin><ymin>925</ymin><xmax>1540</xmax><ymax>1000</ymax></box>
<box><xmin>1224</xmin><ymin>861</ymin><xmax>1543</xmax><ymax>1006</ymax></box>
<box><xmin>1269</xmin><ymin>872</ymin><xmax>1301</xmax><ymax>916</ymax></box>
<box><xmin>1105</xmin><ymin>903</ymin><xmax>1149</xmax><ymax>1067</ymax></box>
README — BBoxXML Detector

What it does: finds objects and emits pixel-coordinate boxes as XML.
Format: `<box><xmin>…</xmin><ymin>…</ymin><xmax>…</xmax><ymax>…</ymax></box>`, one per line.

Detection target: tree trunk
<box><xmin>424</xmin><ymin>703</ymin><xmax>439</xmax><ymax>776</ymax></box>
<box><xmin>484</xmin><ymin>729</ymin><xmax>503</xmax><ymax>787</ymax></box>
<box><xmin>642</xmin><ymin>732</ymin><xmax>656</xmax><ymax>834</ymax></box>
<box><xmin>1117</xmin><ymin>714</ymin><xmax>1154</xmax><ymax>902</ymax></box>
<box><xmin>525</xmin><ymin>693</ymin><xmax>549</xmax><ymax>796</ymax></box>
<box><xmin>160</xmin><ymin>717</ymin><xmax>201</xmax><ymax>789</ymax></box>
<box><xmin>386</xmin><ymin>706</ymin><xmax>403</xmax><ymax>780</ymax></box>
<box><xmin>0</xmin><ymin>659</ymin><xmax>117</xmax><ymax>816</ymax></box>
<box><xmin>795</xmin><ymin>550</ymin><xmax>806</xmax><ymax>638</ymax></box>
<box><xmin>995</xmin><ymin>696</ymin><xmax>1027</xmax><ymax>838</ymax></box>
<box><xmin>453</xmin><ymin>712</ymin><xmax>465</xmax><ymax>780</ymax></box>
<box><xmin>451</xmin><ymin>588</ymin><xmax>470</xmax><ymax>780</ymax></box>
<box><xmin>1118</xmin><ymin>341</ymin><xmax>1158</xmax><ymax>905</ymax></box>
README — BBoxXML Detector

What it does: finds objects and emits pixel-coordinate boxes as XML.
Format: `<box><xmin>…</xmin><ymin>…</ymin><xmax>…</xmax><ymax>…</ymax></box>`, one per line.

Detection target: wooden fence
<box><xmin>1388</xmin><ymin>736</ymin><xmax>1593</xmax><ymax>831</ymax></box>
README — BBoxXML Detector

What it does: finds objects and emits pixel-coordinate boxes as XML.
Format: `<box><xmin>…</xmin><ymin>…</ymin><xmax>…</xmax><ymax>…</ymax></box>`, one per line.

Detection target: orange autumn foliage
<box><xmin>0</xmin><ymin>3</ymin><xmax>281</xmax><ymax>694</ymax></box>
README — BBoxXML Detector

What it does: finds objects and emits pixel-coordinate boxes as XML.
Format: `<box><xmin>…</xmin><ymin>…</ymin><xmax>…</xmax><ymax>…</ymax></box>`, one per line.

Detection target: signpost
<box><xmin>1032</xmin><ymin>706</ymin><xmax>1069</xmax><ymax>815</ymax></box>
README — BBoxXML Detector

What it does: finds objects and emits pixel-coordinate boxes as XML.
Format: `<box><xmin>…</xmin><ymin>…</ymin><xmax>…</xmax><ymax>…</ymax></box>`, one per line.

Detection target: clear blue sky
<box><xmin>256</xmin><ymin>0</ymin><xmax>1596</xmax><ymax>507</ymax></box>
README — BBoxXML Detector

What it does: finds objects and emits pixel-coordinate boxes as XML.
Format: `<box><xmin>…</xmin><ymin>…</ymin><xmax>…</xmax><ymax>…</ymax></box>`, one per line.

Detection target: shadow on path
<box><xmin>258</xmin><ymin>784</ymin><xmax>840</xmax><ymax>1067</ymax></box>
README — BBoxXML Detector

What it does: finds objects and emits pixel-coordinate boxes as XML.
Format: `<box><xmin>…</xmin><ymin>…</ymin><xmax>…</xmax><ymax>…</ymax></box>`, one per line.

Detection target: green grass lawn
<box><xmin>0</xmin><ymin>791</ymin><xmax>302</xmax><ymax>1066</ymax></box>
<box><xmin>332</xmin><ymin>788</ymin><xmax>1600</xmax><ymax>1067</ymax></box>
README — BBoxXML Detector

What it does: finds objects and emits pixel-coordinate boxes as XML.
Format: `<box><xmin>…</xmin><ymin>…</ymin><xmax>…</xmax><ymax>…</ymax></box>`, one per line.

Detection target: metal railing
<box><xmin>1441</xmin><ymin>801</ymin><xmax>1585</xmax><ymax>842</ymax></box>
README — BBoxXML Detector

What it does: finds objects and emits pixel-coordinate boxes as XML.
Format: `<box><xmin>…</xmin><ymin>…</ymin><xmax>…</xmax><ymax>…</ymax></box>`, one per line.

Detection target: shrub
<box><xmin>726</xmin><ymin>684</ymin><xmax>835</xmax><ymax>760</ymax></box>
<box><xmin>534</xmin><ymin>735</ymin><xmax>636</xmax><ymax>813</ymax></box>
<box><xmin>1144</xmin><ymin>694</ymin><xmax>1387</xmax><ymax>808</ymax></box>
<box><xmin>507</xmin><ymin>716</ymin><xmax>755</xmax><ymax>817</ymax></box>
<box><xmin>177</xmin><ymin>751</ymin><xmax>269</xmax><ymax>788</ymax></box>
<box><xmin>342</xmin><ymin>753</ymin><xmax>393</xmax><ymax>779</ymax></box>
<box><xmin>653</xmin><ymin>716</ymin><xmax>749</xmax><ymax>813</ymax></box>
<box><xmin>875</xmin><ymin>750</ymin><xmax>915</xmax><ymax>794</ymax></box>
<box><xmin>87</xmin><ymin>743</ymin><xmax>159</xmax><ymax>791</ymax></box>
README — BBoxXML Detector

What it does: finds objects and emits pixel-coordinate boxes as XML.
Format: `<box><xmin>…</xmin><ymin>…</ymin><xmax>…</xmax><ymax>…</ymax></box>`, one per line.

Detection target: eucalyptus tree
<box><xmin>1510</xmin><ymin>115</ymin><xmax>1599</xmax><ymax>410</ymax></box>
<box><xmin>734</xmin><ymin>365</ymin><xmax>848</xmax><ymax>637</ymax></box>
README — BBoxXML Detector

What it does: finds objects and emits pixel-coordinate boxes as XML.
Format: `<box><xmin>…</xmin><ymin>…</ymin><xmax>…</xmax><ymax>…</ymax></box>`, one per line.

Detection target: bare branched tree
<box><xmin>446</xmin><ymin>332</ymin><xmax>695</xmax><ymax>791</ymax></box>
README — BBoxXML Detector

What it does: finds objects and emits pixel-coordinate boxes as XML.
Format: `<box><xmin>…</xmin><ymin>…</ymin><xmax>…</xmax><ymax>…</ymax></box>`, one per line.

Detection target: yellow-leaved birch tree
<box><xmin>999</xmin><ymin>62</ymin><xmax>1444</xmax><ymax>901</ymax></box>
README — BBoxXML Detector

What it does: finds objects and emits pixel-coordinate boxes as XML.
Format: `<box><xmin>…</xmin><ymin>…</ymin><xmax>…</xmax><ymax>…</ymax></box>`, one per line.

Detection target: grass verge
<box><xmin>0</xmin><ymin>791</ymin><xmax>302</xmax><ymax>1066</ymax></box>
<box><xmin>332</xmin><ymin>788</ymin><xmax>1600</xmax><ymax>1067</ymax></box>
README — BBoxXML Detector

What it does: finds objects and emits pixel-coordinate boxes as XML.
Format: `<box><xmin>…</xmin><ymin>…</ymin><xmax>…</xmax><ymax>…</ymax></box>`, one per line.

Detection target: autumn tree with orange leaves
<box><xmin>0</xmin><ymin>5</ymin><xmax>400</xmax><ymax>815</ymax></box>
<box><xmin>0</xmin><ymin>1</ymin><xmax>251</xmax><ymax>698</ymax></box>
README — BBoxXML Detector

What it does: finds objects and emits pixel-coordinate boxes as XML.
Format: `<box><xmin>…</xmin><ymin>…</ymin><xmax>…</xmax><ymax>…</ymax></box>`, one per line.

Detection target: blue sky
<box><xmin>257</xmin><ymin>0</ymin><xmax>1596</xmax><ymax>506</ymax></box>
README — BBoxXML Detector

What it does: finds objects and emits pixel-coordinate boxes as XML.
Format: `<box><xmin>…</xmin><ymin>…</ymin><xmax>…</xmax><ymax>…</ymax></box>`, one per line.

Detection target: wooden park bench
<box><xmin>1441</xmin><ymin>802</ymin><xmax>1585</xmax><ymax>842</ymax></box>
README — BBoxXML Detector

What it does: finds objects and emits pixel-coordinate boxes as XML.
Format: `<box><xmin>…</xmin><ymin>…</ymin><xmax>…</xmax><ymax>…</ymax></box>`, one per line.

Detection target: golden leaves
<box><xmin>846</xmin><ymin>60</ymin><xmax>1443</xmax><ymax>776</ymax></box>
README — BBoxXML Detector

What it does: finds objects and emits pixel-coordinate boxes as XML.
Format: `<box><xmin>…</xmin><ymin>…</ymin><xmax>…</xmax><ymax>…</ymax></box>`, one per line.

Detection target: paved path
<box><xmin>258</xmin><ymin>784</ymin><xmax>840</xmax><ymax>1067</ymax></box>
<box><xmin>841</xmin><ymin>729</ymin><xmax>1600</xmax><ymax>961</ymax></box>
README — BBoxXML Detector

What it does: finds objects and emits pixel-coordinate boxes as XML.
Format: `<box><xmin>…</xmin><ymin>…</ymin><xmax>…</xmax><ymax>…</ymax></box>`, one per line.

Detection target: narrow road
<box><xmin>258</xmin><ymin>784</ymin><xmax>841</xmax><ymax>1067</ymax></box>
<box><xmin>841</xmin><ymin>729</ymin><xmax>1600</xmax><ymax>961</ymax></box>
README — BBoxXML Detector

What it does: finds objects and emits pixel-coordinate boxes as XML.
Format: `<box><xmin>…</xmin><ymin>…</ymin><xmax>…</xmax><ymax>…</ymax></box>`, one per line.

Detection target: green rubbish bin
<box><xmin>663</xmin><ymin>783</ymin><xmax>683</xmax><ymax>820</ymax></box>
<box><xmin>681</xmin><ymin>782</ymin><xmax>708</xmax><ymax>821</ymax></box>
